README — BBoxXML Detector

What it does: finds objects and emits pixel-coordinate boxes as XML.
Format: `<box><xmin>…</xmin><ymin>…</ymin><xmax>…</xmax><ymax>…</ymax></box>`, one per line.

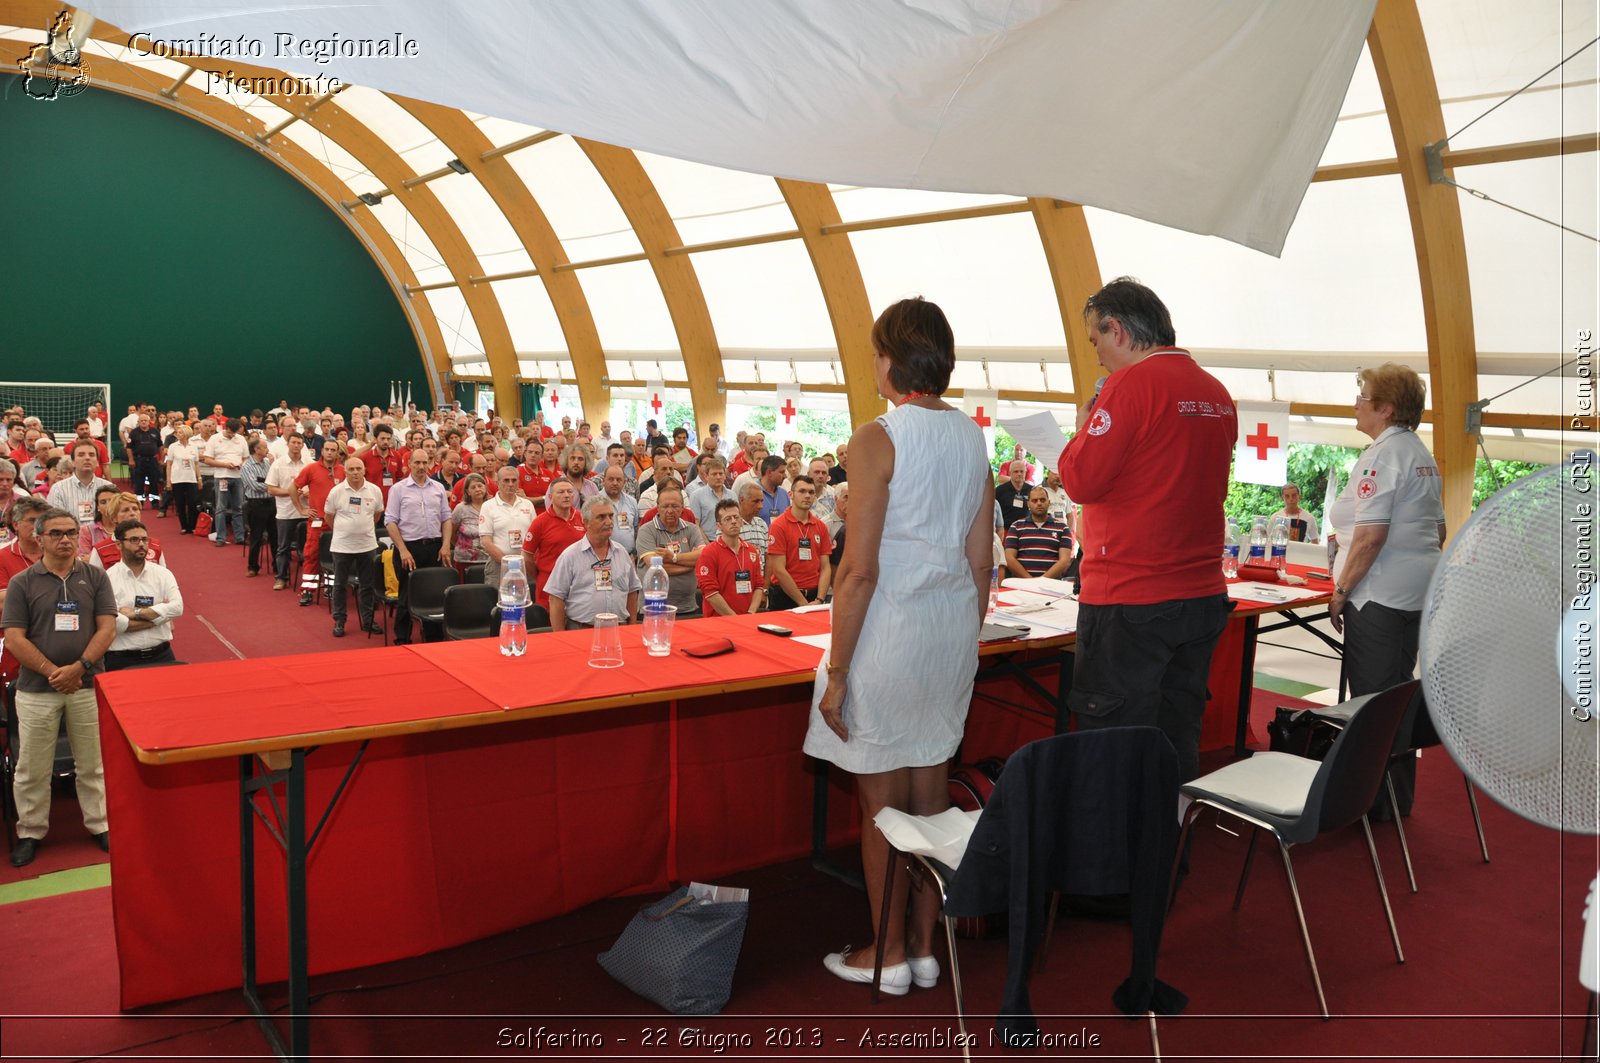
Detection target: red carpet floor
<box><xmin>3</xmin><ymin>748</ymin><xmax>1594</xmax><ymax>1061</ymax></box>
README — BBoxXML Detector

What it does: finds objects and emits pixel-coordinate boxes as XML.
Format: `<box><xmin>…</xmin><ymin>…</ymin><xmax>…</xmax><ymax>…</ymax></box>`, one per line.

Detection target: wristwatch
<box><xmin>78</xmin><ymin>656</ymin><xmax>94</xmax><ymax>672</ymax></box>
<box><xmin>1334</xmin><ymin>585</ymin><xmax>1351</xmax><ymax>597</ymax></box>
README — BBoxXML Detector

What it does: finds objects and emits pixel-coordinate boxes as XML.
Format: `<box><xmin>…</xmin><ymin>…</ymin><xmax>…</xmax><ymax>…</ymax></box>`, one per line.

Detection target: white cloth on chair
<box><xmin>873</xmin><ymin>807</ymin><xmax>981</xmax><ymax>870</ymax></box>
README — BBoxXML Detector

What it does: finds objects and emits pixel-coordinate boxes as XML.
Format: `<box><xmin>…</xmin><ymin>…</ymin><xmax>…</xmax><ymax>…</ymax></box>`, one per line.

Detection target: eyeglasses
<box><xmin>1355</xmin><ymin>393</ymin><xmax>1375</xmax><ymax>404</ymax></box>
<box><xmin>120</xmin><ymin>536</ymin><xmax>150</xmax><ymax>544</ymax></box>
<box><xmin>40</xmin><ymin>529</ymin><xmax>77</xmax><ymax>540</ymax></box>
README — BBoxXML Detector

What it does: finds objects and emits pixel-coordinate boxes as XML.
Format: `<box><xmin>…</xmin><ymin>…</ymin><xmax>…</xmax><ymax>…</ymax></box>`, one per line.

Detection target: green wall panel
<box><xmin>0</xmin><ymin>82</ymin><xmax>429</xmax><ymax>418</ymax></box>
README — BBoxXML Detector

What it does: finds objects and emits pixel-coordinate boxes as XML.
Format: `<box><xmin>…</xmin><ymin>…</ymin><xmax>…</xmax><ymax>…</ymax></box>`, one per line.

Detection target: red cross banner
<box><xmin>774</xmin><ymin>384</ymin><xmax>801</xmax><ymax>432</ymax></box>
<box><xmin>645</xmin><ymin>379</ymin><xmax>666</xmax><ymax>422</ymax></box>
<box><xmin>962</xmin><ymin>388</ymin><xmax>999</xmax><ymax>453</ymax></box>
<box><xmin>1233</xmin><ymin>400</ymin><xmax>1290</xmax><ymax>486</ymax></box>
<box><xmin>545</xmin><ymin>379</ymin><xmax>565</xmax><ymax>413</ymax></box>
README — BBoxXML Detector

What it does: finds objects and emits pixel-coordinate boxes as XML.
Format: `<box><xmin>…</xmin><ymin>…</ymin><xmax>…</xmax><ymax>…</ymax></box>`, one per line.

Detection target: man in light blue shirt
<box><xmin>382</xmin><ymin>450</ymin><xmax>452</xmax><ymax>644</ymax></box>
<box><xmin>599</xmin><ymin>464</ymin><xmax>640</xmax><ymax>556</ymax></box>
<box><xmin>545</xmin><ymin>495</ymin><xmax>641</xmax><ymax>630</ymax></box>
<box><xmin>686</xmin><ymin>456</ymin><xmax>736</xmax><ymax>542</ymax></box>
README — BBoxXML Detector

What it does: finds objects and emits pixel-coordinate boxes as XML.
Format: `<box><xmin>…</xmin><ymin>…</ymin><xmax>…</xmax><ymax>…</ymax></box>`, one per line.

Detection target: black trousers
<box><xmin>765</xmin><ymin>584</ymin><xmax>818</xmax><ymax>611</ymax></box>
<box><xmin>394</xmin><ymin>537</ymin><xmax>443</xmax><ymax>642</ymax></box>
<box><xmin>275</xmin><ymin>517</ymin><xmax>307</xmax><ymax>581</ymax></box>
<box><xmin>171</xmin><ymin>482</ymin><xmax>200</xmax><ymax>532</ymax></box>
<box><xmin>131</xmin><ymin>456</ymin><xmax>163</xmax><ymax>499</ymax></box>
<box><xmin>1343</xmin><ymin>599</ymin><xmax>1423</xmax><ymax>816</ymax></box>
<box><xmin>104</xmin><ymin>643</ymin><xmax>177</xmax><ymax>671</ymax></box>
<box><xmin>244</xmin><ymin>497</ymin><xmax>277</xmax><ymax>573</ymax></box>
<box><xmin>1068</xmin><ymin>594</ymin><xmax>1232</xmax><ymax>783</ymax></box>
<box><xmin>330</xmin><ymin>549</ymin><xmax>378</xmax><ymax>626</ymax></box>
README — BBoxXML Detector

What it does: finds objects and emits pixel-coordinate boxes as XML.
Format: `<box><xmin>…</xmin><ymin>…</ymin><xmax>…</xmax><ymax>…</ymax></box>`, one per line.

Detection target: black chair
<box><xmin>442</xmin><ymin>584</ymin><xmax>499</xmax><ymax>640</ymax></box>
<box><xmin>1310</xmin><ymin>689</ymin><xmax>1489</xmax><ymax>893</ymax></box>
<box><xmin>406</xmin><ymin>566</ymin><xmax>459</xmax><ymax>642</ymax></box>
<box><xmin>1169</xmin><ymin>680</ymin><xmax>1417</xmax><ymax>1020</ymax></box>
<box><xmin>463</xmin><ymin>563</ymin><xmax>487</xmax><ymax>585</ymax></box>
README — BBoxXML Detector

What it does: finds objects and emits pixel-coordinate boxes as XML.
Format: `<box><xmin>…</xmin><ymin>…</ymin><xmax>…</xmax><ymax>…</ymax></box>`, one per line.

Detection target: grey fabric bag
<box><xmin>597</xmin><ymin>887</ymin><xmax>749</xmax><ymax>1014</ymax></box>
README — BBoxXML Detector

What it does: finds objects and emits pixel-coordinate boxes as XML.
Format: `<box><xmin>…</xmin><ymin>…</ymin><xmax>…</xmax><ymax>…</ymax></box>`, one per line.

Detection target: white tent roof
<box><xmin>80</xmin><ymin>0</ymin><xmax>1376</xmax><ymax>254</ymax></box>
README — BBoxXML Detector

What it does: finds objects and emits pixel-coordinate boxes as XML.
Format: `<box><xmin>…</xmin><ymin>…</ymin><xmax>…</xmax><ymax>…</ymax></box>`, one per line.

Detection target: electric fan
<box><xmin>1418</xmin><ymin>453</ymin><xmax>1599</xmax><ymax>1003</ymax></box>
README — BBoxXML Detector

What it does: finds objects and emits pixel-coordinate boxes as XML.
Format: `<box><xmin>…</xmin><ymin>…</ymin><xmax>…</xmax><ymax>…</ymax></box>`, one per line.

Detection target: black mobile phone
<box><xmin>1304</xmin><ymin>569</ymin><xmax>1331</xmax><ymax>580</ymax></box>
<box><xmin>757</xmin><ymin>623</ymin><xmax>793</xmax><ymax>637</ymax></box>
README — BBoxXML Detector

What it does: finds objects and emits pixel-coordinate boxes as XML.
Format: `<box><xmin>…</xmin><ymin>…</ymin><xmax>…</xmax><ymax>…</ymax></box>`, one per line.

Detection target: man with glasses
<box><xmin>1</xmin><ymin>507</ymin><xmax>118</xmax><ymax>867</ymax></box>
<box><xmin>104</xmin><ymin>520</ymin><xmax>183</xmax><ymax>670</ymax></box>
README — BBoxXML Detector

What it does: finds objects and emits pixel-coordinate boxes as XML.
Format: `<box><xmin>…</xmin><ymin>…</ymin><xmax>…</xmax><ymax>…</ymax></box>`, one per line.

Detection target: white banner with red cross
<box><xmin>645</xmin><ymin>379</ymin><xmax>667</xmax><ymax>425</ymax></box>
<box><xmin>962</xmin><ymin>388</ymin><xmax>999</xmax><ymax>454</ymax></box>
<box><xmin>1234</xmin><ymin>400</ymin><xmax>1290</xmax><ymax>486</ymax></box>
<box><xmin>544</xmin><ymin>379</ymin><xmax>566</xmax><ymax>416</ymax></box>
<box><xmin>774</xmin><ymin>384</ymin><xmax>802</xmax><ymax>434</ymax></box>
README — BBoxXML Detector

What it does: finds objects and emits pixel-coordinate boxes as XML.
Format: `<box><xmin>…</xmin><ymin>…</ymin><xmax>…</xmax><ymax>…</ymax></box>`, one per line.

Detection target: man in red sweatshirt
<box><xmin>1059</xmin><ymin>277</ymin><xmax>1237</xmax><ymax>781</ymax></box>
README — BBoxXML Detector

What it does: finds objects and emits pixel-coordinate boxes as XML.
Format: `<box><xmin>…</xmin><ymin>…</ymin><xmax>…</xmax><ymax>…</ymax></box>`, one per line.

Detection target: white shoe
<box><xmin>907</xmin><ymin>954</ymin><xmax>940</xmax><ymax>988</ymax></box>
<box><xmin>823</xmin><ymin>948</ymin><xmax>910</xmax><ymax>996</ymax></box>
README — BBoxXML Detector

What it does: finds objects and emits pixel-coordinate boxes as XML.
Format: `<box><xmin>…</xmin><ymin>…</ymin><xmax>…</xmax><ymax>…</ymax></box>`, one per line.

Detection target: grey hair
<box><xmin>33</xmin><ymin>505</ymin><xmax>79</xmax><ymax>535</ymax></box>
<box><xmin>581</xmin><ymin>494</ymin><xmax>615</xmax><ymax>522</ymax></box>
<box><xmin>737</xmin><ymin>480</ymin><xmax>763</xmax><ymax>501</ymax></box>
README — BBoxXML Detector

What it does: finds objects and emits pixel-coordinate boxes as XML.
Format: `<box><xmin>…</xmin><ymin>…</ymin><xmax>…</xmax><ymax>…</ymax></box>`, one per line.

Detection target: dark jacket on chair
<box><xmin>943</xmin><ymin>727</ymin><xmax>1187</xmax><ymax>1046</ymax></box>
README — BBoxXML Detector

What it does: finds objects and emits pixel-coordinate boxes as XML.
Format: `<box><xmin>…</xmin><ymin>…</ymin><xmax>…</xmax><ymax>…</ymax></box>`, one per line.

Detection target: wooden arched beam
<box><xmin>0</xmin><ymin>39</ymin><xmax>452</xmax><ymax>403</ymax></box>
<box><xmin>575</xmin><ymin>139</ymin><xmax>725</xmax><ymax>431</ymax></box>
<box><xmin>1031</xmin><ymin>199</ymin><xmax>1105</xmax><ymax>406</ymax></box>
<box><xmin>777</xmin><ymin>179</ymin><xmax>883</xmax><ymax>427</ymax></box>
<box><xmin>393</xmin><ymin>100</ymin><xmax>612</xmax><ymax>428</ymax></box>
<box><xmin>1369</xmin><ymin>0</ymin><xmax>1478</xmax><ymax>530</ymax></box>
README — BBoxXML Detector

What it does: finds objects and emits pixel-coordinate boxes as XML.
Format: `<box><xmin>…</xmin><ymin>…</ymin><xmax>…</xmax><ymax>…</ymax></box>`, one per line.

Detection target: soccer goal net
<box><xmin>0</xmin><ymin>381</ymin><xmax>112</xmax><ymax>442</ymax></box>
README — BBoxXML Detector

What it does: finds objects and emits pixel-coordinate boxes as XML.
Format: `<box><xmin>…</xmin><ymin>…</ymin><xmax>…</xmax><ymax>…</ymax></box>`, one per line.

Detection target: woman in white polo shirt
<box><xmin>1327</xmin><ymin>362</ymin><xmax>1445</xmax><ymax>815</ymax></box>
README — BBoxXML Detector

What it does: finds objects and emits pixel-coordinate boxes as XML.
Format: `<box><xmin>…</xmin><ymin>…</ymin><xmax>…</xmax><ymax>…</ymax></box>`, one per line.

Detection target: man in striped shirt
<box><xmin>1002</xmin><ymin>486</ymin><xmax>1074</xmax><ymax>579</ymax></box>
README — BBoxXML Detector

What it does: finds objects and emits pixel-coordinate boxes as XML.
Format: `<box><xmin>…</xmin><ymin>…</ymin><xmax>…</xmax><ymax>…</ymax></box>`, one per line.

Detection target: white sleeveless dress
<box><xmin>802</xmin><ymin>403</ymin><xmax>990</xmax><ymax>774</ymax></box>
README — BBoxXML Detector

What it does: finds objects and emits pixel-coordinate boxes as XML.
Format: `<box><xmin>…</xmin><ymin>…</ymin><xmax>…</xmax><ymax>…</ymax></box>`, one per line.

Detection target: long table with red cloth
<box><xmin>96</xmin><ymin>582</ymin><xmax>1327</xmax><ymax>1012</ymax></box>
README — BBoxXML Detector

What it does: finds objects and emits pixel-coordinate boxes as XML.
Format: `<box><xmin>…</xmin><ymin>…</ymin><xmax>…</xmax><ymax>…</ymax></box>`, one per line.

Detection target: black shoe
<box><xmin>10</xmin><ymin>838</ymin><xmax>37</xmax><ymax>867</ymax></box>
<box><xmin>361</xmin><ymin>620</ymin><xmax>381</xmax><ymax>634</ymax></box>
<box><xmin>392</xmin><ymin>637</ymin><xmax>411</xmax><ymax>646</ymax></box>
<box><xmin>332</xmin><ymin>623</ymin><xmax>346</xmax><ymax>637</ymax></box>
<box><xmin>299</xmin><ymin>592</ymin><xmax>314</xmax><ymax>607</ymax></box>
<box><xmin>92</xmin><ymin>831</ymin><xmax>109</xmax><ymax>853</ymax></box>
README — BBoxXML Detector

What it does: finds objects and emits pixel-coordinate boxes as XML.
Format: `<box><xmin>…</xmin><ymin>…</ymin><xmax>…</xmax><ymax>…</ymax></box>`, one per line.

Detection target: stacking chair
<box><xmin>874</xmin><ymin>727</ymin><xmax>1182</xmax><ymax>1057</ymax></box>
<box><xmin>406</xmin><ymin>566</ymin><xmax>459</xmax><ymax>642</ymax></box>
<box><xmin>1169</xmin><ymin>680</ymin><xmax>1417</xmax><ymax>1020</ymax></box>
<box><xmin>1309</xmin><ymin>689</ymin><xmax>1489</xmax><ymax>893</ymax></box>
<box><xmin>463</xmin><ymin>563</ymin><xmax>487</xmax><ymax>585</ymax></box>
<box><xmin>442</xmin><ymin>584</ymin><xmax>499</xmax><ymax>640</ymax></box>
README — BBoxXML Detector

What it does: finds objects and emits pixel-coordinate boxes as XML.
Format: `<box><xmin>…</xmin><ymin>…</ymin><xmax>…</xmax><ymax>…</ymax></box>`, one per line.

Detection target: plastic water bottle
<box><xmin>643</xmin><ymin>555</ymin><xmax>670</xmax><ymax>618</ymax></box>
<box><xmin>1270</xmin><ymin>517</ymin><xmax>1290</xmax><ymax>570</ymax></box>
<box><xmin>1247</xmin><ymin>516</ymin><xmax>1268</xmax><ymax>566</ymax></box>
<box><xmin>987</xmin><ymin>566</ymin><xmax>1000</xmax><ymax>619</ymax></box>
<box><xmin>498</xmin><ymin>557</ymin><xmax>529</xmax><ymax>657</ymax></box>
<box><xmin>1222</xmin><ymin>518</ymin><xmax>1240</xmax><ymax>578</ymax></box>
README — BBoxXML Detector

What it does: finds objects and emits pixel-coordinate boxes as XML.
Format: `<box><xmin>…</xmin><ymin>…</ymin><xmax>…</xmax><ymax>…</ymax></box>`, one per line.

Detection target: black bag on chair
<box><xmin>597</xmin><ymin>887</ymin><xmax>748</xmax><ymax>1014</ymax></box>
<box><xmin>1267</xmin><ymin>707</ymin><xmax>1335</xmax><ymax>760</ymax></box>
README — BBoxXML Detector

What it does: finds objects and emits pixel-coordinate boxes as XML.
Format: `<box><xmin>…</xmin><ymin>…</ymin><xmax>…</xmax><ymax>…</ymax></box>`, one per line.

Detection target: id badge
<box><xmin>77</xmin><ymin>500</ymin><xmax>93</xmax><ymax>522</ymax></box>
<box><xmin>135</xmin><ymin>595</ymin><xmax>154</xmax><ymax>608</ymax></box>
<box><xmin>383</xmin><ymin>471</ymin><xmax>394</xmax><ymax>486</ymax></box>
<box><xmin>509</xmin><ymin>529</ymin><xmax>523</xmax><ymax>548</ymax></box>
<box><xmin>1011</xmin><ymin>496</ymin><xmax>1023</xmax><ymax>508</ymax></box>
<box><xmin>349</xmin><ymin>496</ymin><xmax>363</xmax><ymax>508</ymax></box>
<box><xmin>797</xmin><ymin>537</ymin><xmax>813</xmax><ymax>562</ymax></box>
<box><xmin>54</xmin><ymin>600</ymin><xmax>80</xmax><ymax>632</ymax></box>
<box><xmin>734</xmin><ymin>569</ymin><xmax>752</xmax><ymax>595</ymax></box>
<box><xmin>311</xmin><ymin>518</ymin><xmax>324</xmax><ymax>529</ymax></box>
<box><xmin>616</xmin><ymin>511</ymin><xmax>630</xmax><ymax>528</ymax></box>
<box><xmin>593</xmin><ymin>565</ymin><xmax>614</xmax><ymax>592</ymax></box>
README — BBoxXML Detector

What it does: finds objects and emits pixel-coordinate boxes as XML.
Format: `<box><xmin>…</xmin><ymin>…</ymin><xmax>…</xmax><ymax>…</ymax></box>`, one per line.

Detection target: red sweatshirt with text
<box><xmin>1059</xmin><ymin>350</ymin><xmax>1237</xmax><ymax>606</ymax></box>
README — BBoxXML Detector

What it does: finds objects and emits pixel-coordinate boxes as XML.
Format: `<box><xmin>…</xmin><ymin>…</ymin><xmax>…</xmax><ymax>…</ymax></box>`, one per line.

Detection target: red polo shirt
<box><xmin>767</xmin><ymin>509</ymin><xmax>832</xmax><ymax>590</ymax></box>
<box><xmin>360</xmin><ymin>447</ymin><xmax>409</xmax><ymax>504</ymax></box>
<box><xmin>294</xmin><ymin>460</ymin><xmax>346</xmax><ymax>516</ymax></box>
<box><xmin>518</xmin><ymin>462</ymin><xmax>560</xmax><ymax>506</ymax></box>
<box><xmin>522</xmin><ymin>506</ymin><xmax>584</xmax><ymax>606</ymax></box>
<box><xmin>0</xmin><ymin>540</ymin><xmax>36</xmax><ymax>680</ymax></box>
<box><xmin>697</xmin><ymin>536</ymin><xmax>763</xmax><ymax>614</ymax></box>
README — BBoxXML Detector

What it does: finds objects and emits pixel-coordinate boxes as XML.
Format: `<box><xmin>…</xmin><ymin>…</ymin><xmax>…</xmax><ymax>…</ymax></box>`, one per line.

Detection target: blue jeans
<box><xmin>213</xmin><ymin>478</ymin><xmax>244</xmax><ymax>542</ymax></box>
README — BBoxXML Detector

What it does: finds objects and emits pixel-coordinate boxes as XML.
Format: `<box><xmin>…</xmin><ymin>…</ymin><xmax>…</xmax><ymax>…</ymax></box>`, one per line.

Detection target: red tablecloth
<box><xmin>97</xmin><ymin>590</ymin><xmax>1320</xmax><ymax>1008</ymax></box>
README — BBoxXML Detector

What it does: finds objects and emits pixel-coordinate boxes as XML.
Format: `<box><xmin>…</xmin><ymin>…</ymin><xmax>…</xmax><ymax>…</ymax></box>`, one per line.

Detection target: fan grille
<box><xmin>1421</xmin><ymin>458</ymin><xmax>1599</xmax><ymax>835</ymax></box>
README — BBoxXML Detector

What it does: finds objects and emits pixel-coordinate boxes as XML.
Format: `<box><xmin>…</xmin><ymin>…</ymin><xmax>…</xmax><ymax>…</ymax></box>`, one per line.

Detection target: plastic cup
<box><xmin>642</xmin><ymin>604</ymin><xmax>677</xmax><ymax>657</ymax></box>
<box><xmin>589</xmin><ymin>612</ymin><xmax>624</xmax><ymax>668</ymax></box>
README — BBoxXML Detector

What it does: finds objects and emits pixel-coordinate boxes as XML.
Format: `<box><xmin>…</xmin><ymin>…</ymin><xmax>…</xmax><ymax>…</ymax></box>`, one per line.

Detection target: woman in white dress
<box><xmin>803</xmin><ymin>298</ymin><xmax>995</xmax><ymax>994</ymax></box>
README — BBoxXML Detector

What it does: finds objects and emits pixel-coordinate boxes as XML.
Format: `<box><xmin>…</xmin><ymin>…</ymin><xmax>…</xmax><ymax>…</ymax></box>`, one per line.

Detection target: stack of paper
<box><xmin>1000</xmin><ymin>576</ymin><xmax>1075</xmax><ymax>599</ymax></box>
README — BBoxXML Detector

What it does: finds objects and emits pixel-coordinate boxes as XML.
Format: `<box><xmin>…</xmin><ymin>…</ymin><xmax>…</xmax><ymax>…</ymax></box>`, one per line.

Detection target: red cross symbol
<box><xmin>972</xmin><ymin>405</ymin><xmax>991</xmax><ymax>429</ymax></box>
<box><xmin>548</xmin><ymin>390</ymin><xmax>559</xmax><ymax>406</ymax></box>
<box><xmin>650</xmin><ymin>392</ymin><xmax>663</xmax><ymax>416</ymax></box>
<box><xmin>1246</xmin><ymin>422</ymin><xmax>1280</xmax><ymax>461</ymax></box>
<box><xmin>779</xmin><ymin>398</ymin><xmax>797</xmax><ymax>425</ymax></box>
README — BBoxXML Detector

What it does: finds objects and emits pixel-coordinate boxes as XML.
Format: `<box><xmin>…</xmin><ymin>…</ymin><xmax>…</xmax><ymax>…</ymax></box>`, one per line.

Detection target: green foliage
<box><xmin>1473</xmin><ymin>457</ymin><xmax>1542</xmax><ymax>507</ymax></box>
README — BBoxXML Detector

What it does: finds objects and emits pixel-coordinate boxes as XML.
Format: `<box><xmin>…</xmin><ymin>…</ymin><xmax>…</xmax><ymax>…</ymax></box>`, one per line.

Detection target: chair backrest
<box><xmin>1299</xmin><ymin>680</ymin><xmax>1420</xmax><ymax>841</ymax></box>
<box><xmin>464</xmin><ymin>563</ymin><xmax>487</xmax><ymax>585</ymax></box>
<box><xmin>407</xmin><ymin>566</ymin><xmax>460</xmax><ymax>612</ymax></box>
<box><xmin>443</xmin><ymin>583</ymin><xmax>499</xmax><ymax>638</ymax></box>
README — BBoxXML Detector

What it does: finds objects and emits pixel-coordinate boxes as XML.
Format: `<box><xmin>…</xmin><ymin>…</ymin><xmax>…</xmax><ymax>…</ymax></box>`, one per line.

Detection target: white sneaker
<box><xmin>907</xmin><ymin>954</ymin><xmax>940</xmax><ymax>988</ymax></box>
<box><xmin>822</xmin><ymin>949</ymin><xmax>910</xmax><ymax>996</ymax></box>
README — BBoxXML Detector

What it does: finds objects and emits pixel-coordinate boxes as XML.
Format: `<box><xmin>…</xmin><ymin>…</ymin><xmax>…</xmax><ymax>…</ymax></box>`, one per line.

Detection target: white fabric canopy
<box><xmin>81</xmin><ymin>0</ymin><xmax>1376</xmax><ymax>255</ymax></box>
